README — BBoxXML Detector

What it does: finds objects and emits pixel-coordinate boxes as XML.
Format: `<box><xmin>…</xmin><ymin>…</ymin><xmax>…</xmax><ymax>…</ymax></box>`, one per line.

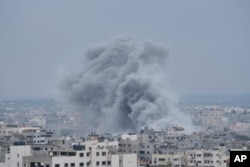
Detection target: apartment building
<box><xmin>118</xmin><ymin>133</ymin><xmax>155</xmax><ymax>160</ymax></box>
<box><xmin>186</xmin><ymin>147</ymin><xmax>228</xmax><ymax>167</ymax></box>
<box><xmin>151</xmin><ymin>146</ymin><xmax>228</xmax><ymax>167</ymax></box>
<box><xmin>152</xmin><ymin>150</ymin><xmax>185</xmax><ymax>167</ymax></box>
<box><xmin>0</xmin><ymin>138</ymin><xmax>137</xmax><ymax>167</ymax></box>
<box><xmin>200</xmin><ymin>107</ymin><xmax>224</xmax><ymax>127</ymax></box>
<box><xmin>167</xmin><ymin>126</ymin><xmax>185</xmax><ymax>137</ymax></box>
<box><xmin>0</xmin><ymin>145</ymin><xmax>32</xmax><ymax>167</ymax></box>
<box><xmin>118</xmin><ymin>134</ymin><xmax>140</xmax><ymax>154</ymax></box>
<box><xmin>0</xmin><ymin>123</ymin><xmax>54</xmax><ymax>145</ymax></box>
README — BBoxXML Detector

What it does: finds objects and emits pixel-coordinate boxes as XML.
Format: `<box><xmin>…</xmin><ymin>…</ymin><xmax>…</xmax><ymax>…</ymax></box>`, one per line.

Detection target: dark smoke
<box><xmin>61</xmin><ymin>35</ymin><xmax>193</xmax><ymax>133</ymax></box>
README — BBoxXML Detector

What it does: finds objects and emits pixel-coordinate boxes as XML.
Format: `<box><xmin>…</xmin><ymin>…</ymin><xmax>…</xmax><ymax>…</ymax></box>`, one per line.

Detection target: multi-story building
<box><xmin>0</xmin><ymin>122</ymin><xmax>54</xmax><ymax>145</ymax></box>
<box><xmin>167</xmin><ymin>126</ymin><xmax>185</xmax><ymax>137</ymax></box>
<box><xmin>186</xmin><ymin>147</ymin><xmax>228</xmax><ymax>167</ymax></box>
<box><xmin>200</xmin><ymin>106</ymin><xmax>224</xmax><ymax>127</ymax></box>
<box><xmin>118</xmin><ymin>133</ymin><xmax>139</xmax><ymax>154</ymax></box>
<box><xmin>21</xmin><ymin>128</ymin><xmax>54</xmax><ymax>145</ymax></box>
<box><xmin>152</xmin><ymin>150</ymin><xmax>185</xmax><ymax>167</ymax></box>
<box><xmin>0</xmin><ymin>138</ymin><xmax>137</xmax><ymax>167</ymax></box>
<box><xmin>0</xmin><ymin>145</ymin><xmax>32</xmax><ymax>167</ymax></box>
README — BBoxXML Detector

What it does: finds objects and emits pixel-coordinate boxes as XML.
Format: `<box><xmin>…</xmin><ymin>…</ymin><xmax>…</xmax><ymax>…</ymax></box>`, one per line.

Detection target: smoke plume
<box><xmin>61</xmin><ymin>35</ymin><xmax>193</xmax><ymax>133</ymax></box>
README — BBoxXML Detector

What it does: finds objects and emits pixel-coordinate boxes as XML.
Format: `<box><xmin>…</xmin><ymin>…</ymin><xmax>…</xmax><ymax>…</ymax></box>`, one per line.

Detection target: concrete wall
<box><xmin>0</xmin><ymin>145</ymin><xmax>32</xmax><ymax>167</ymax></box>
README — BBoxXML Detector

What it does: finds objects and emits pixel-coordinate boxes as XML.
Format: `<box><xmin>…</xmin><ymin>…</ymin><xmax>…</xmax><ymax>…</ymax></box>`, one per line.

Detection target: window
<box><xmin>102</xmin><ymin>161</ymin><xmax>106</xmax><ymax>165</ymax></box>
<box><xmin>96</xmin><ymin>152</ymin><xmax>99</xmax><ymax>156</ymax></box>
<box><xmin>159</xmin><ymin>158</ymin><xmax>166</xmax><ymax>161</ymax></box>
<box><xmin>68</xmin><ymin>152</ymin><xmax>76</xmax><ymax>156</ymax></box>
<box><xmin>61</xmin><ymin>152</ymin><xmax>67</xmax><ymax>156</ymax></box>
<box><xmin>80</xmin><ymin>153</ymin><xmax>84</xmax><ymax>157</ymax></box>
<box><xmin>70</xmin><ymin>163</ymin><xmax>75</xmax><ymax>167</ymax></box>
<box><xmin>79</xmin><ymin>163</ymin><xmax>84</xmax><ymax>167</ymax></box>
<box><xmin>102</xmin><ymin>152</ymin><xmax>106</xmax><ymax>156</ymax></box>
<box><xmin>107</xmin><ymin>161</ymin><xmax>111</xmax><ymax>165</ymax></box>
<box><xmin>64</xmin><ymin>163</ymin><xmax>68</xmax><ymax>167</ymax></box>
<box><xmin>96</xmin><ymin>161</ymin><xmax>100</xmax><ymax>166</ymax></box>
<box><xmin>55</xmin><ymin>164</ymin><xmax>60</xmax><ymax>167</ymax></box>
<box><xmin>203</xmin><ymin>153</ymin><xmax>211</xmax><ymax>157</ymax></box>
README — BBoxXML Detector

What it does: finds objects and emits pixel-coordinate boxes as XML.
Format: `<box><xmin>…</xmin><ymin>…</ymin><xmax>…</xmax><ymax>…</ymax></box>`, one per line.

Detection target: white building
<box><xmin>186</xmin><ymin>148</ymin><xmax>228</xmax><ymax>167</ymax></box>
<box><xmin>120</xmin><ymin>133</ymin><xmax>138</xmax><ymax>141</ymax></box>
<box><xmin>18</xmin><ymin>139</ymin><xmax>137</xmax><ymax>167</ymax></box>
<box><xmin>167</xmin><ymin>126</ymin><xmax>185</xmax><ymax>137</ymax></box>
<box><xmin>0</xmin><ymin>145</ymin><xmax>32</xmax><ymax>167</ymax></box>
<box><xmin>230</xmin><ymin>122</ymin><xmax>250</xmax><ymax>131</ymax></box>
<box><xmin>152</xmin><ymin>151</ymin><xmax>185</xmax><ymax>167</ymax></box>
<box><xmin>200</xmin><ymin>106</ymin><xmax>224</xmax><ymax>126</ymax></box>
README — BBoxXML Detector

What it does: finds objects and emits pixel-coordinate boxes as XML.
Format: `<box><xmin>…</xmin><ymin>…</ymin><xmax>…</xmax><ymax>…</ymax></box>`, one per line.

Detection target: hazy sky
<box><xmin>0</xmin><ymin>0</ymin><xmax>249</xmax><ymax>99</ymax></box>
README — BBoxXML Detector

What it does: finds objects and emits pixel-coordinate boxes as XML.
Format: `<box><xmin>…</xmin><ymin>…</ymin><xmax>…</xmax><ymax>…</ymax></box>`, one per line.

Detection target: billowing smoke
<box><xmin>61</xmin><ymin>35</ymin><xmax>193</xmax><ymax>133</ymax></box>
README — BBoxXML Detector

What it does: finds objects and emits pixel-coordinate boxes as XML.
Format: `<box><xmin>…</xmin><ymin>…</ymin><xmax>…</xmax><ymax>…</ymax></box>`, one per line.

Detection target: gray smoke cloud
<box><xmin>61</xmin><ymin>35</ymin><xmax>193</xmax><ymax>133</ymax></box>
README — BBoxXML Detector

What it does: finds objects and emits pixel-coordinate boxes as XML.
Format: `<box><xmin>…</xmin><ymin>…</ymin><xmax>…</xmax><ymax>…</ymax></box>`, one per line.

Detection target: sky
<box><xmin>0</xmin><ymin>0</ymin><xmax>249</xmax><ymax>99</ymax></box>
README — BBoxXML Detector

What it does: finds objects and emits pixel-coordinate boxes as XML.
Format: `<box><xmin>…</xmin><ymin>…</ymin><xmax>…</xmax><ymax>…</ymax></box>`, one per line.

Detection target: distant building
<box><xmin>167</xmin><ymin>126</ymin><xmax>185</xmax><ymax>137</ymax></box>
<box><xmin>230</xmin><ymin>122</ymin><xmax>250</xmax><ymax>131</ymax></box>
<box><xmin>0</xmin><ymin>123</ymin><xmax>54</xmax><ymax>145</ymax></box>
<box><xmin>186</xmin><ymin>147</ymin><xmax>228</xmax><ymax>167</ymax></box>
<box><xmin>200</xmin><ymin>106</ymin><xmax>224</xmax><ymax>127</ymax></box>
